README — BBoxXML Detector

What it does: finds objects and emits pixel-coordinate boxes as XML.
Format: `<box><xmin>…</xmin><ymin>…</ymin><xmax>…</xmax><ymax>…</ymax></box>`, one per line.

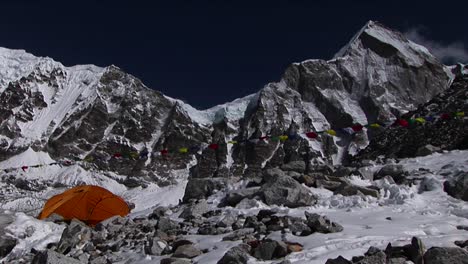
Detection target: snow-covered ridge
<box><xmin>166</xmin><ymin>93</ymin><xmax>258</xmax><ymax>126</ymax></box>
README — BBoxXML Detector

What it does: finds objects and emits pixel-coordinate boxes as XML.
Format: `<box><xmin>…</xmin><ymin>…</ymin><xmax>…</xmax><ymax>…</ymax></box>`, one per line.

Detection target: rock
<box><xmin>354</xmin><ymin>251</ymin><xmax>387</xmax><ymax>264</ymax></box>
<box><xmin>419</xmin><ymin>176</ymin><xmax>441</xmax><ymax>193</ymax></box>
<box><xmin>236</xmin><ymin>198</ymin><xmax>262</xmax><ymax>209</ymax></box>
<box><xmin>333</xmin><ymin>166</ymin><xmax>354</xmax><ymax>178</ymax></box>
<box><xmin>374</xmin><ymin>164</ymin><xmax>407</xmax><ymax>184</ymax></box>
<box><xmin>157</xmin><ymin>217</ymin><xmax>180</xmax><ymax>233</ymax></box>
<box><xmin>172</xmin><ymin>244</ymin><xmax>202</xmax><ymax>259</ymax></box>
<box><xmin>281</xmin><ymin>161</ymin><xmax>306</xmax><ymax>173</ymax></box>
<box><xmin>404</xmin><ymin>237</ymin><xmax>425</xmax><ymax>264</ymax></box>
<box><xmin>222</xmin><ymin>188</ymin><xmax>260</xmax><ymax>207</ymax></box>
<box><xmin>222</xmin><ymin>228</ymin><xmax>255</xmax><ymax>241</ymax></box>
<box><xmin>149</xmin><ymin>206</ymin><xmax>170</xmax><ymax>220</ymax></box>
<box><xmin>179</xmin><ymin>200</ymin><xmax>209</xmax><ymax>219</ymax></box>
<box><xmin>333</xmin><ymin>182</ymin><xmax>380</xmax><ymax>198</ymax></box>
<box><xmin>423</xmin><ymin>247</ymin><xmax>468</xmax><ymax>264</ymax></box>
<box><xmin>145</xmin><ymin>238</ymin><xmax>168</xmax><ymax>255</ymax></box>
<box><xmin>296</xmin><ymin>174</ymin><xmax>316</xmax><ymax>187</ymax></box>
<box><xmin>388</xmin><ymin>257</ymin><xmax>408</xmax><ymax>264</ymax></box>
<box><xmin>217</xmin><ymin>244</ymin><xmax>251</xmax><ymax>264</ymax></box>
<box><xmin>43</xmin><ymin>213</ymin><xmax>65</xmax><ymax>224</ymax></box>
<box><xmin>32</xmin><ymin>249</ymin><xmax>83</xmax><ymax>264</ymax></box>
<box><xmin>443</xmin><ymin>171</ymin><xmax>468</xmax><ymax>201</ymax></box>
<box><xmin>172</xmin><ymin>239</ymin><xmax>193</xmax><ymax>251</ymax></box>
<box><xmin>217</xmin><ymin>214</ymin><xmax>237</xmax><ymax>228</ymax></box>
<box><xmin>325</xmin><ymin>256</ymin><xmax>352</xmax><ymax>264</ymax></box>
<box><xmin>316</xmin><ymin>179</ymin><xmax>342</xmax><ymax>191</ymax></box>
<box><xmin>56</xmin><ymin>219</ymin><xmax>91</xmax><ymax>254</ymax></box>
<box><xmin>260</xmin><ymin>168</ymin><xmax>317</xmax><ymax>208</ymax></box>
<box><xmin>183</xmin><ymin>178</ymin><xmax>227</xmax><ymax>202</ymax></box>
<box><xmin>252</xmin><ymin>240</ymin><xmax>288</xmax><ymax>260</ymax></box>
<box><xmin>0</xmin><ymin>236</ymin><xmax>16</xmax><ymax>258</ymax></box>
<box><xmin>305</xmin><ymin>212</ymin><xmax>343</xmax><ymax>233</ymax></box>
<box><xmin>416</xmin><ymin>144</ymin><xmax>440</xmax><ymax>157</ymax></box>
<box><xmin>288</xmin><ymin>218</ymin><xmax>312</xmax><ymax>236</ymax></box>
<box><xmin>90</xmin><ymin>256</ymin><xmax>109</xmax><ymax>264</ymax></box>
<box><xmin>456</xmin><ymin>225</ymin><xmax>468</xmax><ymax>231</ymax></box>
<box><xmin>455</xmin><ymin>240</ymin><xmax>468</xmax><ymax>249</ymax></box>
<box><xmin>160</xmin><ymin>258</ymin><xmax>192</xmax><ymax>264</ymax></box>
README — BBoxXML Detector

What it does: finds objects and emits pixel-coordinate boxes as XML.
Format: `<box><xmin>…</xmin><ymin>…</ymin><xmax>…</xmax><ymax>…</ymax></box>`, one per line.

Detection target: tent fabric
<box><xmin>38</xmin><ymin>185</ymin><xmax>130</xmax><ymax>226</ymax></box>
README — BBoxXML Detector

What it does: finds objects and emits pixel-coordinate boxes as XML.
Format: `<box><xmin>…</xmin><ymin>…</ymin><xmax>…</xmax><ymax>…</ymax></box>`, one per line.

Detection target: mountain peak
<box><xmin>334</xmin><ymin>20</ymin><xmax>437</xmax><ymax>67</ymax></box>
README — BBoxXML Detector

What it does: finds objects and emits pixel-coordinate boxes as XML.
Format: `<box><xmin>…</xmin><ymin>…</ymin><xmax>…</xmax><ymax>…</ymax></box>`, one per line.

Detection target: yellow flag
<box><xmin>369</xmin><ymin>123</ymin><xmax>381</xmax><ymax>128</ymax></box>
<box><xmin>326</xmin><ymin>129</ymin><xmax>337</xmax><ymax>136</ymax></box>
<box><xmin>415</xmin><ymin>117</ymin><xmax>426</xmax><ymax>123</ymax></box>
<box><xmin>455</xmin><ymin>112</ymin><xmax>465</xmax><ymax>117</ymax></box>
<box><xmin>179</xmin><ymin>147</ymin><xmax>189</xmax><ymax>154</ymax></box>
<box><xmin>84</xmin><ymin>156</ymin><xmax>94</xmax><ymax>162</ymax></box>
<box><xmin>129</xmin><ymin>152</ymin><xmax>139</xmax><ymax>159</ymax></box>
<box><xmin>279</xmin><ymin>135</ymin><xmax>289</xmax><ymax>142</ymax></box>
<box><xmin>228</xmin><ymin>140</ymin><xmax>238</xmax><ymax>144</ymax></box>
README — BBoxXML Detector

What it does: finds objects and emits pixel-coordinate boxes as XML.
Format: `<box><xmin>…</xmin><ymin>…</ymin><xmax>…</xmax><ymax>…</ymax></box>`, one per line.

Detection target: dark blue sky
<box><xmin>1</xmin><ymin>1</ymin><xmax>467</xmax><ymax>109</ymax></box>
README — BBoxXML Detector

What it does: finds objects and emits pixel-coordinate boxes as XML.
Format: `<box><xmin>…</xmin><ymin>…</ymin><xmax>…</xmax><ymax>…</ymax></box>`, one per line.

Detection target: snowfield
<box><xmin>1</xmin><ymin>149</ymin><xmax>467</xmax><ymax>263</ymax></box>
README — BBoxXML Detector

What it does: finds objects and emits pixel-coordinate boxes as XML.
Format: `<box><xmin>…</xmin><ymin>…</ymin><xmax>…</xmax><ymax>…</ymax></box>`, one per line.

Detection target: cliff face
<box><xmin>0</xmin><ymin>21</ymin><xmax>452</xmax><ymax>188</ymax></box>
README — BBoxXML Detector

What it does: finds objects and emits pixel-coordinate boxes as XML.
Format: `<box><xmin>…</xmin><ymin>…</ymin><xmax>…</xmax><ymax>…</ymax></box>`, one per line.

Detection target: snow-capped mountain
<box><xmin>0</xmin><ymin>20</ymin><xmax>467</xmax><ymax>264</ymax></box>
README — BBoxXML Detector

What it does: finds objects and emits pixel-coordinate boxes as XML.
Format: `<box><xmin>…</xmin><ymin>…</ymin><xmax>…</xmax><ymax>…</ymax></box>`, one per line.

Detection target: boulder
<box><xmin>423</xmin><ymin>247</ymin><xmax>468</xmax><ymax>264</ymax></box>
<box><xmin>325</xmin><ymin>256</ymin><xmax>352</xmax><ymax>264</ymax></box>
<box><xmin>281</xmin><ymin>161</ymin><xmax>306</xmax><ymax>173</ymax></box>
<box><xmin>145</xmin><ymin>238</ymin><xmax>168</xmax><ymax>255</ymax></box>
<box><xmin>179</xmin><ymin>200</ymin><xmax>209</xmax><ymax>219</ymax></box>
<box><xmin>32</xmin><ymin>249</ymin><xmax>82</xmax><ymax>264</ymax></box>
<box><xmin>160</xmin><ymin>258</ymin><xmax>192</xmax><ymax>264</ymax></box>
<box><xmin>172</xmin><ymin>244</ymin><xmax>202</xmax><ymax>259</ymax></box>
<box><xmin>157</xmin><ymin>217</ymin><xmax>180</xmax><ymax>233</ymax></box>
<box><xmin>56</xmin><ymin>219</ymin><xmax>91</xmax><ymax>254</ymax></box>
<box><xmin>355</xmin><ymin>251</ymin><xmax>387</xmax><ymax>264</ymax></box>
<box><xmin>217</xmin><ymin>244</ymin><xmax>251</xmax><ymax>264</ymax></box>
<box><xmin>0</xmin><ymin>236</ymin><xmax>16</xmax><ymax>258</ymax></box>
<box><xmin>374</xmin><ymin>164</ymin><xmax>407</xmax><ymax>184</ymax></box>
<box><xmin>416</xmin><ymin>144</ymin><xmax>440</xmax><ymax>157</ymax></box>
<box><xmin>404</xmin><ymin>237</ymin><xmax>425</xmax><ymax>264</ymax></box>
<box><xmin>419</xmin><ymin>176</ymin><xmax>441</xmax><ymax>193</ymax></box>
<box><xmin>333</xmin><ymin>182</ymin><xmax>380</xmax><ymax>198</ymax></box>
<box><xmin>222</xmin><ymin>188</ymin><xmax>260</xmax><ymax>207</ymax></box>
<box><xmin>443</xmin><ymin>171</ymin><xmax>468</xmax><ymax>201</ymax></box>
<box><xmin>260</xmin><ymin>168</ymin><xmax>317</xmax><ymax>208</ymax></box>
<box><xmin>252</xmin><ymin>240</ymin><xmax>288</xmax><ymax>260</ymax></box>
<box><xmin>305</xmin><ymin>212</ymin><xmax>343</xmax><ymax>233</ymax></box>
<box><xmin>222</xmin><ymin>228</ymin><xmax>255</xmax><ymax>241</ymax></box>
<box><xmin>183</xmin><ymin>178</ymin><xmax>227</xmax><ymax>202</ymax></box>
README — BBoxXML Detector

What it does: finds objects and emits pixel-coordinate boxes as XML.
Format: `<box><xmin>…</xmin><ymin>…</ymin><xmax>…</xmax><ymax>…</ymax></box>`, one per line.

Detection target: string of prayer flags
<box><xmin>326</xmin><ymin>129</ymin><xmax>337</xmax><ymax>136</ymax></box>
<box><xmin>270</xmin><ymin>136</ymin><xmax>280</xmax><ymax>142</ymax></box>
<box><xmin>179</xmin><ymin>147</ymin><xmax>188</xmax><ymax>154</ymax></box>
<box><xmin>208</xmin><ymin>143</ymin><xmax>219</xmax><ymax>150</ymax></box>
<box><xmin>440</xmin><ymin>113</ymin><xmax>451</xmax><ymax>120</ymax></box>
<box><xmin>397</xmin><ymin>119</ymin><xmax>409</xmax><ymax>127</ymax></box>
<box><xmin>306</xmin><ymin>132</ymin><xmax>318</xmax><ymax>139</ymax></box>
<box><xmin>352</xmin><ymin>124</ymin><xmax>363</xmax><ymax>132</ymax></box>
<box><xmin>415</xmin><ymin>117</ymin><xmax>426</xmax><ymax>124</ymax></box>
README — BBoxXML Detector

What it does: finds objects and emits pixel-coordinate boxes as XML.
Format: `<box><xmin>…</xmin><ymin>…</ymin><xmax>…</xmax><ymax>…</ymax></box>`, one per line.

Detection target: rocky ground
<box><xmin>1</xmin><ymin>149</ymin><xmax>467</xmax><ymax>263</ymax></box>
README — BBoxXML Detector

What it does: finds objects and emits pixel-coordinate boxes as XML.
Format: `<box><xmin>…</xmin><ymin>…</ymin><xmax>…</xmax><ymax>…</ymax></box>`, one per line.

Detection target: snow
<box><xmin>165</xmin><ymin>93</ymin><xmax>257</xmax><ymax>126</ymax></box>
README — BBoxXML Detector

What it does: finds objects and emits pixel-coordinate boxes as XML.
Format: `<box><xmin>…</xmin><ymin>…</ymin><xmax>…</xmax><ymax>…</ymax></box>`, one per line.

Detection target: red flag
<box><xmin>113</xmin><ymin>153</ymin><xmax>122</xmax><ymax>158</ymax></box>
<box><xmin>21</xmin><ymin>166</ymin><xmax>28</xmax><ymax>171</ymax></box>
<box><xmin>351</xmin><ymin>124</ymin><xmax>363</xmax><ymax>132</ymax></box>
<box><xmin>259</xmin><ymin>136</ymin><xmax>269</xmax><ymax>140</ymax></box>
<box><xmin>208</xmin><ymin>143</ymin><xmax>219</xmax><ymax>150</ymax></box>
<box><xmin>440</xmin><ymin>113</ymin><xmax>451</xmax><ymax>120</ymax></box>
<box><xmin>305</xmin><ymin>132</ymin><xmax>318</xmax><ymax>139</ymax></box>
<box><xmin>397</xmin><ymin>119</ymin><xmax>409</xmax><ymax>127</ymax></box>
<box><xmin>160</xmin><ymin>149</ymin><xmax>169</xmax><ymax>155</ymax></box>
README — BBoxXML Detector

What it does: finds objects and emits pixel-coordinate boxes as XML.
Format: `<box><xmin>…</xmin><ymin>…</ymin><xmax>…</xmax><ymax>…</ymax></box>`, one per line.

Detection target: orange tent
<box><xmin>38</xmin><ymin>185</ymin><xmax>130</xmax><ymax>226</ymax></box>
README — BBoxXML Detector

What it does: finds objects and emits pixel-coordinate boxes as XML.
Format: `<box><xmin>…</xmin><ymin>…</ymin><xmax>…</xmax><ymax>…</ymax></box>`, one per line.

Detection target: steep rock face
<box><xmin>0</xmin><ymin>21</ymin><xmax>453</xmax><ymax>191</ymax></box>
<box><xmin>355</xmin><ymin>75</ymin><xmax>468</xmax><ymax>160</ymax></box>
